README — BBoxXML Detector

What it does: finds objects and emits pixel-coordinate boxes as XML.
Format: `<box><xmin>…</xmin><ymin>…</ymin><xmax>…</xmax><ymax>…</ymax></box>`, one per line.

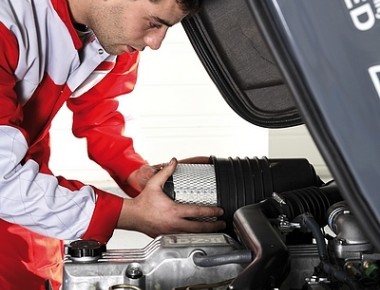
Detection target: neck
<box><xmin>67</xmin><ymin>0</ymin><xmax>88</xmax><ymax>27</ymax></box>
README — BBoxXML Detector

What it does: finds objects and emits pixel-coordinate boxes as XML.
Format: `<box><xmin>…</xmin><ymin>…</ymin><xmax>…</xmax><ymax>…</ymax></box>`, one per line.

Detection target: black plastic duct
<box><xmin>231</xmin><ymin>181</ymin><xmax>342</xmax><ymax>289</ymax></box>
<box><xmin>164</xmin><ymin>156</ymin><xmax>323</xmax><ymax>236</ymax></box>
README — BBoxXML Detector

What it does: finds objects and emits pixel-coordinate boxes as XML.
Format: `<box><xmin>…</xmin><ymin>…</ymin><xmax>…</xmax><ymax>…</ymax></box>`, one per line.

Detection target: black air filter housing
<box><xmin>164</xmin><ymin>156</ymin><xmax>323</xmax><ymax>236</ymax></box>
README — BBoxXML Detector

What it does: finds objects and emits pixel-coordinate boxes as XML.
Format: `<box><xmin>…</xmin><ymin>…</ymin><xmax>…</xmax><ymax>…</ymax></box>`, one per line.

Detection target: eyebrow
<box><xmin>151</xmin><ymin>16</ymin><xmax>175</xmax><ymax>27</ymax></box>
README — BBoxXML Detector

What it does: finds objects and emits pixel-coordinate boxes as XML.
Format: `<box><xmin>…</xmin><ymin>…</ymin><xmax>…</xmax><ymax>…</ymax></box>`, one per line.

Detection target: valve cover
<box><xmin>62</xmin><ymin>233</ymin><xmax>245</xmax><ymax>290</ymax></box>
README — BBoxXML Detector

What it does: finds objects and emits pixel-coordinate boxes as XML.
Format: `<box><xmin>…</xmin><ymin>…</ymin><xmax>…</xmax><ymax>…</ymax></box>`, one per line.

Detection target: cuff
<box><xmin>81</xmin><ymin>188</ymin><xmax>124</xmax><ymax>244</ymax></box>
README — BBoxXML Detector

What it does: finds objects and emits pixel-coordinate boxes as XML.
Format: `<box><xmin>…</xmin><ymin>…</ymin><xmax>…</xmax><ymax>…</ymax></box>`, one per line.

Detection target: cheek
<box><xmin>126</xmin><ymin>26</ymin><xmax>148</xmax><ymax>42</ymax></box>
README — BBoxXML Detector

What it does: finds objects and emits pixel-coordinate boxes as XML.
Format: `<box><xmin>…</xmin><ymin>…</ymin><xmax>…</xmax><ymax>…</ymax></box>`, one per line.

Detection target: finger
<box><xmin>181</xmin><ymin>204</ymin><xmax>224</xmax><ymax>218</ymax></box>
<box><xmin>176</xmin><ymin>204</ymin><xmax>224</xmax><ymax>219</ymax></box>
<box><xmin>147</xmin><ymin>157</ymin><xmax>177</xmax><ymax>186</ymax></box>
<box><xmin>140</xmin><ymin>165</ymin><xmax>157</xmax><ymax>176</ymax></box>
<box><xmin>178</xmin><ymin>156</ymin><xmax>210</xmax><ymax>164</ymax></box>
<box><xmin>152</xmin><ymin>163</ymin><xmax>166</xmax><ymax>171</ymax></box>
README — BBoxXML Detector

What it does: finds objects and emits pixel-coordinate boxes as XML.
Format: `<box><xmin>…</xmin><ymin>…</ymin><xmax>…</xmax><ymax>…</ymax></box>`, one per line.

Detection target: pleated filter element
<box><xmin>166</xmin><ymin>164</ymin><xmax>218</xmax><ymax>207</ymax></box>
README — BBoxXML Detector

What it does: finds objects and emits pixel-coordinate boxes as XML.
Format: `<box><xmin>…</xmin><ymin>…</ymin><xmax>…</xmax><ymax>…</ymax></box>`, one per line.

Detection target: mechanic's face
<box><xmin>85</xmin><ymin>0</ymin><xmax>186</xmax><ymax>55</ymax></box>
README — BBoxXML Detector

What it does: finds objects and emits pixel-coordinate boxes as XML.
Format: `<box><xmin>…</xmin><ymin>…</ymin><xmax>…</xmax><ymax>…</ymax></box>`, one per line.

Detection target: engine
<box><xmin>62</xmin><ymin>157</ymin><xmax>380</xmax><ymax>290</ymax></box>
<box><xmin>63</xmin><ymin>233</ymin><xmax>246</xmax><ymax>289</ymax></box>
<box><xmin>231</xmin><ymin>182</ymin><xmax>380</xmax><ymax>290</ymax></box>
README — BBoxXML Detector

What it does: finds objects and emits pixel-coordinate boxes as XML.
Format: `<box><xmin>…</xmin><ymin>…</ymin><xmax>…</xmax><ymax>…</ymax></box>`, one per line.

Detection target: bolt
<box><xmin>126</xmin><ymin>264</ymin><xmax>143</xmax><ymax>279</ymax></box>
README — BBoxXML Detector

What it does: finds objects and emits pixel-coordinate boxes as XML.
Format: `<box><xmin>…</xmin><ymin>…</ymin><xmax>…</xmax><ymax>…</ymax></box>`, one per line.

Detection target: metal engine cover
<box><xmin>62</xmin><ymin>233</ymin><xmax>245</xmax><ymax>290</ymax></box>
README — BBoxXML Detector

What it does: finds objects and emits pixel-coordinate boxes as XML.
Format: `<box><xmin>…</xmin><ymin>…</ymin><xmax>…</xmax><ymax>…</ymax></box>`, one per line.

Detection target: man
<box><xmin>0</xmin><ymin>0</ymin><xmax>225</xmax><ymax>289</ymax></box>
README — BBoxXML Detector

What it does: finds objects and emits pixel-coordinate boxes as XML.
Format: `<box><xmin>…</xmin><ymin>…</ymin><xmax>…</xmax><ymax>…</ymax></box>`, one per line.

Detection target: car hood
<box><xmin>182</xmin><ymin>0</ymin><xmax>380</xmax><ymax>250</ymax></box>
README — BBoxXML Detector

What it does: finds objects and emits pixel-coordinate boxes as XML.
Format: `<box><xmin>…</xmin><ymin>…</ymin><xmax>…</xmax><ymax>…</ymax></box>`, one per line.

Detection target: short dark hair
<box><xmin>176</xmin><ymin>0</ymin><xmax>201</xmax><ymax>15</ymax></box>
<box><xmin>148</xmin><ymin>0</ymin><xmax>201</xmax><ymax>16</ymax></box>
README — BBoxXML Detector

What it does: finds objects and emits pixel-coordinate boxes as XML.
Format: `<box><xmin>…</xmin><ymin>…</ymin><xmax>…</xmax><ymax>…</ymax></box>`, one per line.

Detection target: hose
<box><xmin>302</xmin><ymin>213</ymin><xmax>328</xmax><ymax>261</ymax></box>
<box><xmin>300</xmin><ymin>213</ymin><xmax>361</xmax><ymax>290</ymax></box>
<box><xmin>192</xmin><ymin>250</ymin><xmax>252</xmax><ymax>267</ymax></box>
<box><xmin>321</xmin><ymin>262</ymin><xmax>361</xmax><ymax>290</ymax></box>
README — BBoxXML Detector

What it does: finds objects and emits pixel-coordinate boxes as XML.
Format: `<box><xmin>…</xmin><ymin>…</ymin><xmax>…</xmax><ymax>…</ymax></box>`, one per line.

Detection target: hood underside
<box><xmin>182</xmin><ymin>0</ymin><xmax>380</xmax><ymax>250</ymax></box>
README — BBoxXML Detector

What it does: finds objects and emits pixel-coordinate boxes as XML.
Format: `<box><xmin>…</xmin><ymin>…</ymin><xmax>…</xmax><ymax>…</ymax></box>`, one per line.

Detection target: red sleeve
<box><xmin>67</xmin><ymin>52</ymin><xmax>147</xmax><ymax>197</ymax></box>
<box><xmin>0</xmin><ymin>22</ymin><xmax>25</xmax><ymax>132</ymax></box>
<box><xmin>81</xmin><ymin>188</ymin><xmax>124</xmax><ymax>243</ymax></box>
<box><xmin>57</xmin><ymin>176</ymin><xmax>123</xmax><ymax>243</ymax></box>
<box><xmin>0</xmin><ymin>21</ymin><xmax>123</xmax><ymax>242</ymax></box>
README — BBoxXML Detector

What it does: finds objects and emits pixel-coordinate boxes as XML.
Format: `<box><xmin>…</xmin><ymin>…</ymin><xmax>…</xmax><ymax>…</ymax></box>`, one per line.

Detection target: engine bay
<box><xmin>63</xmin><ymin>157</ymin><xmax>380</xmax><ymax>289</ymax></box>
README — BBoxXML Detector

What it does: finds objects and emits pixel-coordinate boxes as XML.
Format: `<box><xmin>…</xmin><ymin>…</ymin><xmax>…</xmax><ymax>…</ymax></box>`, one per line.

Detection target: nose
<box><xmin>144</xmin><ymin>27</ymin><xmax>169</xmax><ymax>50</ymax></box>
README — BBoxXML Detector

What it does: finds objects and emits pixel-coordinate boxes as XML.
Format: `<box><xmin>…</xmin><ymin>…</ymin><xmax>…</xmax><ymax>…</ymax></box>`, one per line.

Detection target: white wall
<box><xmin>49</xmin><ymin>25</ymin><xmax>268</xmax><ymax>248</ymax></box>
<box><xmin>268</xmin><ymin>125</ymin><xmax>331</xmax><ymax>182</ymax></box>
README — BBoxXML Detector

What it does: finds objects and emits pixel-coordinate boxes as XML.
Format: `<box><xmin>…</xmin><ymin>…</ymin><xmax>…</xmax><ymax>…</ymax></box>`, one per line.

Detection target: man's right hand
<box><xmin>117</xmin><ymin>158</ymin><xmax>226</xmax><ymax>237</ymax></box>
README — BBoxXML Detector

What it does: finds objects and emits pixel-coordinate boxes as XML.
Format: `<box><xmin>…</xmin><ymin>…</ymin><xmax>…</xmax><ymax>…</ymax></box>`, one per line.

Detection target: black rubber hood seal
<box><xmin>182</xmin><ymin>0</ymin><xmax>302</xmax><ymax>128</ymax></box>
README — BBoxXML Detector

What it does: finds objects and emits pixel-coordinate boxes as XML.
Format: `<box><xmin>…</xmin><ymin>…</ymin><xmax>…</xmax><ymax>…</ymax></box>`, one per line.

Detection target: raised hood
<box><xmin>182</xmin><ymin>0</ymin><xmax>302</xmax><ymax>128</ymax></box>
<box><xmin>182</xmin><ymin>0</ymin><xmax>380</xmax><ymax>250</ymax></box>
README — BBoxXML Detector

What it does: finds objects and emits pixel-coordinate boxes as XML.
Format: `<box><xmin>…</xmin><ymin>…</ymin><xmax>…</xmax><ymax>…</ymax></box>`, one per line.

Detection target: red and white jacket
<box><xmin>0</xmin><ymin>0</ymin><xmax>147</xmax><ymax>288</ymax></box>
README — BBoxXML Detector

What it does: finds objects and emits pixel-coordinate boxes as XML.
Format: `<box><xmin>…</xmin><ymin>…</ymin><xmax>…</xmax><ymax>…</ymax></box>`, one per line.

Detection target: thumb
<box><xmin>148</xmin><ymin>157</ymin><xmax>178</xmax><ymax>188</ymax></box>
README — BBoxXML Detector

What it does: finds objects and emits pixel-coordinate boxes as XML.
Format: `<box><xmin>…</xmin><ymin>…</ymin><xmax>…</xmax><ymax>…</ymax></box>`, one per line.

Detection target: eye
<box><xmin>148</xmin><ymin>22</ymin><xmax>162</xmax><ymax>29</ymax></box>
